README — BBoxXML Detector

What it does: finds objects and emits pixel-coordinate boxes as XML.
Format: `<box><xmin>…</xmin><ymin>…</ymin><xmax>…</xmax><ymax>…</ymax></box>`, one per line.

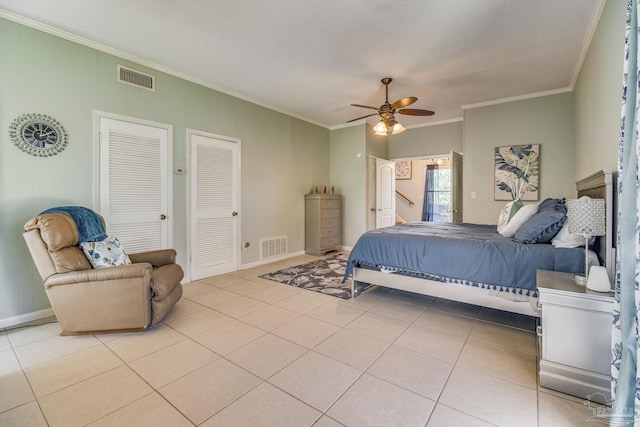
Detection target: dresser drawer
<box><xmin>322</xmin><ymin>208</ymin><xmax>340</xmax><ymax>220</ymax></box>
<box><xmin>321</xmin><ymin>226</ymin><xmax>340</xmax><ymax>239</ymax></box>
<box><xmin>321</xmin><ymin>199</ymin><xmax>340</xmax><ymax>209</ymax></box>
<box><xmin>321</xmin><ymin>218</ymin><xmax>341</xmax><ymax>228</ymax></box>
<box><xmin>321</xmin><ymin>235</ymin><xmax>341</xmax><ymax>247</ymax></box>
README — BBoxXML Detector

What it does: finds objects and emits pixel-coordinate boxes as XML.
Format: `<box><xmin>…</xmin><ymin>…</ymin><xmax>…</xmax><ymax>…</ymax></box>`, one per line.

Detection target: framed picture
<box><xmin>494</xmin><ymin>144</ymin><xmax>540</xmax><ymax>201</ymax></box>
<box><xmin>395</xmin><ymin>161</ymin><xmax>412</xmax><ymax>180</ymax></box>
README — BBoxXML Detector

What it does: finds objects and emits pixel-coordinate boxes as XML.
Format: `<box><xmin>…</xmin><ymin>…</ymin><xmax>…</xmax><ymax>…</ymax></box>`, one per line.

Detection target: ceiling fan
<box><xmin>347</xmin><ymin>77</ymin><xmax>434</xmax><ymax>135</ymax></box>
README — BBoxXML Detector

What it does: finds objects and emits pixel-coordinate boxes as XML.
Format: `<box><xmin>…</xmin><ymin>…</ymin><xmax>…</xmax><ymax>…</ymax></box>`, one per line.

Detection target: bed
<box><xmin>345</xmin><ymin>169</ymin><xmax>614</xmax><ymax>317</ymax></box>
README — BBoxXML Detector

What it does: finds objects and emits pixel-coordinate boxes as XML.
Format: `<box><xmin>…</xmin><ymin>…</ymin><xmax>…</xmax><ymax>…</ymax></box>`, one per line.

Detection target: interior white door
<box><xmin>451</xmin><ymin>151</ymin><xmax>463</xmax><ymax>223</ymax></box>
<box><xmin>376</xmin><ymin>158</ymin><xmax>395</xmax><ymax>228</ymax></box>
<box><xmin>99</xmin><ymin>117</ymin><xmax>170</xmax><ymax>253</ymax></box>
<box><xmin>190</xmin><ymin>132</ymin><xmax>239</xmax><ymax>280</ymax></box>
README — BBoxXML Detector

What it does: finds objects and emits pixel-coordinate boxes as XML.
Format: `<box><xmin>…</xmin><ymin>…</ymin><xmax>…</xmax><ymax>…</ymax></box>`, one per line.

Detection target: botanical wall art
<box><xmin>494</xmin><ymin>144</ymin><xmax>540</xmax><ymax>201</ymax></box>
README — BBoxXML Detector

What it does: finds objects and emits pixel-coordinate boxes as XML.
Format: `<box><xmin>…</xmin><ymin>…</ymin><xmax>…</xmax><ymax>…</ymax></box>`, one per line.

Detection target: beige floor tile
<box><xmin>105</xmin><ymin>323</ymin><xmax>185</xmax><ymax>362</ymax></box>
<box><xmin>211</xmin><ymin>295</ymin><xmax>268</xmax><ymax>318</ymax></box>
<box><xmin>537</xmin><ymin>391</ymin><xmax>599</xmax><ymax>426</ymax></box>
<box><xmin>7</xmin><ymin>322</ymin><xmax>61</xmax><ymax>348</ymax></box>
<box><xmin>369</xmin><ymin>300</ymin><xmax>426</xmax><ymax>323</ymax></box>
<box><xmin>192</xmin><ymin>319</ymin><xmax>265</xmax><ymax>355</ymax></box>
<box><xmin>224</xmin><ymin>280</ymin><xmax>272</xmax><ymax>295</ymax></box>
<box><xmin>202</xmin><ymin>382</ymin><xmax>321</xmax><ymax>427</ymax></box>
<box><xmin>164</xmin><ymin>308</ymin><xmax>233</xmax><ymax>337</ymax></box>
<box><xmin>307</xmin><ymin>302</ymin><xmax>364</xmax><ymax>327</ymax></box>
<box><xmin>240</xmin><ymin>305</ymin><xmax>300</xmax><ymax>332</ymax></box>
<box><xmin>13</xmin><ymin>334</ymin><xmax>101</xmax><ymax>369</ymax></box>
<box><xmin>335</xmin><ymin>291</ymin><xmax>385</xmax><ymax>311</ymax></box>
<box><xmin>327</xmin><ymin>373</ymin><xmax>435</xmax><ymax>427</ymax></box>
<box><xmin>0</xmin><ymin>372</ymin><xmax>35</xmax><ymax>413</ymax></box>
<box><xmin>39</xmin><ymin>365</ymin><xmax>152</xmax><ymax>427</ymax></box>
<box><xmin>272</xmin><ymin>316</ymin><xmax>339</xmax><ymax>348</ymax></box>
<box><xmin>187</xmin><ymin>288</ymin><xmax>242</xmax><ymax>308</ymax></box>
<box><xmin>159</xmin><ymin>298</ymin><xmax>206</xmax><ymax>324</ymax></box>
<box><xmin>414</xmin><ymin>308</ymin><xmax>476</xmax><ymax>337</ymax></box>
<box><xmin>314</xmin><ymin>329</ymin><xmax>388</xmax><ymax>371</ymax></box>
<box><xmin>344</xmin><ymin>311</ymin><xmax>410</xmax><ymax>343</ymax></box>
<box><xmin>0</xmin><ymin>401</ymin><xmax>48</xmax><ymax>427</ymax></box>
<box><xmin>426</xmin><ymin>404</ymin><xmax>496</xmax><ymax>427</ymax></box>
<box><xmin>226</xmin><ymin>333</ymin><xmax>307</xmax><ymax>379</ymax></box>
<box><xmin>430</xmin><ymin>298</ymin><xmax>482</xmax><ymax>318</ymax></box>
<box><xmin>199</xmin><ymin>274</ymin><xmax>247</xmax><ymax>288</ymax></box>
<box><xmin>25</xmin><ymin>344</ymin><xmax>123</xmax><ymax>397</ymax></box>
<box><xmin>440</xmin><ymin>366</ymin><xmax>537</xmax><ymax>427</ymax></box>
<box><xmin>276</xmin><ymin>294</ymin><xmax>329</xmax><ymax>314</ymax></box>
<box><xmin>0</xmin><ymin>348</ymin><xmax>22</xmax><ymax>377</ymax></box>
<box><xmin>228</xmin><ymin>267</ymin><xmax>265</xmax><ymax>280</ymax></box>
<box><xmin>0</xmin><ymin>332</ymin><xmax>10</xmax><ymax>351</ymax></box>
<box><xmin>469</xmin><ymin>321</ymin><xmax>537</xmax><ymax>355</ymax></box>
<box><xmin>313</xmin><ymin>415</ymin><xmax>345</xmax><ymax>427</ymax></box>
<box><xmin>368</xmin><ymin>345</ymin><xmax>453</xmax><ymax>400</ymax></box>
<box><xmin>180</xmin><ymin>281</ymin><xmax>218</xmax><ymax>298</ymax></box>
<box><xmin>248</xmin><ymin>286</ymin><xmax>298</xmax><ymax>304</ymax></box>
<box><xmin>87</xmin><ymin>392</ymin><xmax>193</xmax><ymax>427</ymax></box>
<box><xmin>129</xmin><ymin>339</ymin><xmax>219</xmax><ymax>388</ymax></box>
<box><xmin>395</xmin><ymin>324</ymin><xmax>466</xmax><ymax>362</ymax></box>
<box><xmin>271</xmin><ymin>282</ymin><xmax>307</xmax><ymax>293</ymax></box>
<box><xmin>158</xmin><ymin>358</ymin><xmax>261</xmax><ymax>425</ymax></box>
<box><xmin>457</xmin><ymin>340</ymin><xmax>537</xmax><ymax>388</ymax></box>
<box><xmin>269</xmin><ymin>351</ymin><xmax>361</xmax><ymax>411</ymax></box>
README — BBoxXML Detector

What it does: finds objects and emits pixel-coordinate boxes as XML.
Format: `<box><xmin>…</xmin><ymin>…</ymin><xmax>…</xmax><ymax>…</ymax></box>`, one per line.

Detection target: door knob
<box><xmin>159</xmin><ymin>214</ymin><xmax>167</xmax><ymax>220</ymax></box>
<box><xmin>232</xmin><ymin>211</ymin><xmax>238</xmax><ymax>216</ymax></box>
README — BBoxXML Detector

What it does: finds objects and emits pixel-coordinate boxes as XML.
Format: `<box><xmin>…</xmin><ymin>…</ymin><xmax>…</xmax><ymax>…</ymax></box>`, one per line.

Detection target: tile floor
<box><xmin>0</xmin><ymin>253</ymin><xmax>600</xmax><ymax>426</ymax></box>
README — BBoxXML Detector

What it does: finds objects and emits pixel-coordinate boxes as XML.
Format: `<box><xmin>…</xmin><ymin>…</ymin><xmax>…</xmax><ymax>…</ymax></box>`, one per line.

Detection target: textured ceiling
<box><xmin>0</xmin><ymin>0</ymin><xmax>603</xmax><ymax>129</ymax></box>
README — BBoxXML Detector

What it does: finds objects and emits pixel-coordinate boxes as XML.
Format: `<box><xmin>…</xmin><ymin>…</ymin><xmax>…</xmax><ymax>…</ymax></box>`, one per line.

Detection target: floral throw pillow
<box><xmin>80</xmin><ymin>236</ymin><xmax>132</xmax><ymax>269</ymax></box>
<box><xmin>497</xmin><ymin>199</ymin><xmax>524</xmax><ymax>234</ymax></box>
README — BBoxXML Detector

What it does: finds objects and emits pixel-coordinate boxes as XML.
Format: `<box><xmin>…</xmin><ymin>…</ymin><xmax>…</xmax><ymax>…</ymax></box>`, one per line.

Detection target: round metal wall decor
<box><xmin>9</xmin><ymin>113</ymin><xmax>68</xmax><ymax>157</ymax></box>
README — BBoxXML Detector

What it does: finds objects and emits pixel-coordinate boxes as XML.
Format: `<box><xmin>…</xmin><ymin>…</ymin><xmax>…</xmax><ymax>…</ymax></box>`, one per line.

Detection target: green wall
<box><xmin>574</xmin><ymin>0</ymin><xmax>626</xmax><ymax>178</ymax></box>
<box><xmin>0</xmin><ymin>18</ymin><xmax>329</xmax><ymax>323</ymax></box>
<box><xmin>329</xmin><ymin>125</ymin><xmax>367</xmax><ymax>247</ymax></box>
<box><xmin>388</xmin><ymin>121</ymin><xmax>464</xmax><ymax>159</ymax></box>
<box><xmin>463</xmin><ymin>93</ymin><xmax>576</xmax><ymax>224</ymax></box>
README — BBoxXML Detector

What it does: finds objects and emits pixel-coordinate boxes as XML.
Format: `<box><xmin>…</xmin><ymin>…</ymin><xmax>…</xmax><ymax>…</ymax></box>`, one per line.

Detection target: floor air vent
<box><xmin>260</xmin><ymin>236</ymin><xmax>287</xmax><ymax>260</ymax></box>
<box><xmin>117</xmin><ymin>65</ymin><xmax>155</xmax><ymax>91</ymax></box>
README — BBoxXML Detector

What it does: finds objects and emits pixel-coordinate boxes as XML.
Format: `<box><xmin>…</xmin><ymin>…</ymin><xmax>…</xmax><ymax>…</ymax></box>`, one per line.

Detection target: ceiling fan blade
<box><xmin>398</xmin><ymin>108</ymin><xmax>435</xmax><ymax>116</ymax></box>
<box><xmin>351</xmin><ymin>103</ymin><xmax>380</xmax><ymax>110</ymax></box>
<box><xmin>346</xmin><ymin>113</ymin><xmax>378</xmax><ymax>123</ymax></box>
<box><xmin>391</xmin><ymin>97</ymin><xmax>417</xmax><ymax>109</ymax></box>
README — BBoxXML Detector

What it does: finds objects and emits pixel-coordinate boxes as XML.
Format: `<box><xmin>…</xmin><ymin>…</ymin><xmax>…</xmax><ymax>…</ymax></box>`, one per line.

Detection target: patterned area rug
<box><xmin>259</xmin><ymin>253</ymin><xmax>352</xmax><ymax>299</ymax></box>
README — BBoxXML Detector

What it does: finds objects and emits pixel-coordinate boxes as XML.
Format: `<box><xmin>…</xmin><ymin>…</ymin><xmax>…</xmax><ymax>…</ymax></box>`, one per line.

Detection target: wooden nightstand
<box><xmin>537</xmin><ymin>270</ymin><xmax>614</xmax><ymax>405</ymax></box>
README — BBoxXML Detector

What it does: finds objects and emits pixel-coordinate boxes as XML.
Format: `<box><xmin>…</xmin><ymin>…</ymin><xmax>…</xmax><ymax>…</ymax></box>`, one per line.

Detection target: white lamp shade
<box><xmin>566</xmin><ymin>198</ymin><xmax>606</xmax><ymax>237</ymax></box>
<box><xmin>373</xmin><ymin>120</ymin><xmax>387</xmax><ymax>135</ymax></box>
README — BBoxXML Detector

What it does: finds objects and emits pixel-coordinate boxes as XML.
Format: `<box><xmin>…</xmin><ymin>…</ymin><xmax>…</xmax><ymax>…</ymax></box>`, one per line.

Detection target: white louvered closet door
<box><xmin>99</xmin><ymin>118</ymin><xmax>170</xmax><ymax>253</ymax></box>
<box><xmin>190</xmin><ymin>133</ymin><xmax>239</xmax><ymax>280</ymax></box>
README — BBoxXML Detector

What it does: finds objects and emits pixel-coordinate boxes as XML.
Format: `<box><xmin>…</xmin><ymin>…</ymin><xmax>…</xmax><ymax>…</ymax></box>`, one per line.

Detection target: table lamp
<box><xmin>566</xmin><ymin>198</ymin><xmax>607</xmax><ymax>291</ymax></box>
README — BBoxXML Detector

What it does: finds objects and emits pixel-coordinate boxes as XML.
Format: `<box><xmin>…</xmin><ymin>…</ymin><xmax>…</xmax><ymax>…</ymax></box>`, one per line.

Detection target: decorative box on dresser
<box><xmin>305</xmin><ymin>194</ymin><xmax>341</xmax><ymax>256</ymax></box>
<box><xmin>537</xmin><ymin>269</ymin><xmax>614</xmax><ymax>405</ymax></box>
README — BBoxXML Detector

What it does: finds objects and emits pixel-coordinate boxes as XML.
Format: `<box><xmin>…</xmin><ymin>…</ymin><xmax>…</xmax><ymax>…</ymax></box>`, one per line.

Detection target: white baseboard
<box><xmin>240</xmin><ymin>250</ymin><xmax>306</xmax><ymax>269</ymax></box>
<box><xmin>0</xmin><ymin>308</ymin><xmax>56</xmax><ymax>330</ymax></box>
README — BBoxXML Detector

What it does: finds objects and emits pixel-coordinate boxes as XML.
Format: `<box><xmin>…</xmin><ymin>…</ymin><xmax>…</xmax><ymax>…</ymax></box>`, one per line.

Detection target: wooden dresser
<box><xmin>305</xmin><ymin>194</ymin><xmax>341</xmax><ymax>256</ymax></box>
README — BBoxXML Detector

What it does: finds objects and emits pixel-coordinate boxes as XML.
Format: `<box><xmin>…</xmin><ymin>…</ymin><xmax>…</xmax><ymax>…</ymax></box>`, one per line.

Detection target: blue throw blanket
<box><xmin>40</xmin><ymin>206</ymin><xmax>107</xmax><ymax>242</ymax></box>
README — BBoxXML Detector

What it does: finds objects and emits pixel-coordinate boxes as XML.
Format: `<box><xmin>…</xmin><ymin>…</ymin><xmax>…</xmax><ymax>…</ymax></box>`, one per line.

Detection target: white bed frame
<box><xmin>351</xmin><ymin>169</ymin><xmax>614</xmax><ymax>318</ymax></box>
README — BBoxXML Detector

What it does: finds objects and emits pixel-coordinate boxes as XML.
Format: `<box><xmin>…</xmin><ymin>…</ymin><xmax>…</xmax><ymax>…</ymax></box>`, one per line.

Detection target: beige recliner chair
<box><xmin>23</xmin><ymin>212</ymin><xmax>183</xmax><ymax>335</ymax></box>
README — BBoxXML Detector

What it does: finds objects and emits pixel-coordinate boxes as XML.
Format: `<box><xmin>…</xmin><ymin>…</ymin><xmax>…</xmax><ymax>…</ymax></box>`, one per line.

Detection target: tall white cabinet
<box><xmin>537</xmin><ymin>270</ymin><xmax>614</xmax><ymax>405</ymax></box>
<box><xmin>305</xmin><ymin>194</ymin><xmax>341</xmax><ymax>256</ymax></box>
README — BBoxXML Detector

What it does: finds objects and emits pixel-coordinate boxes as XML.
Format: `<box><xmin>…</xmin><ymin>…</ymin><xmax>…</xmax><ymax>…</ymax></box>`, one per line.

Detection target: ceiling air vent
<box><xmin>117</xmin><ymin>65</ymin><xmax>155</xmax><ymax>91</ymax></box>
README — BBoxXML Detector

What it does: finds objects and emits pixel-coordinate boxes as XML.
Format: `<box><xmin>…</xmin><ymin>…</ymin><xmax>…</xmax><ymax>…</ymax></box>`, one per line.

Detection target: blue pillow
<box><xmin>513</xmin><ymin>199</ymin><xmax>567</xmax><ymax>244</ymax></box>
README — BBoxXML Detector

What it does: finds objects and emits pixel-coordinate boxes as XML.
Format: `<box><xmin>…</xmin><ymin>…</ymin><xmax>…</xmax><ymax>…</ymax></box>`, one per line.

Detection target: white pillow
<box><xmin>497</xmin><ymin>200</ymin><xmax>523</xmax><ymax>234</ymax></box>
<box><xmin>499</xmin><ymin>203</ymin><xmax>538</xmax><ymax>238</ymax></box>
<box><xmin>552</xmin><ymin>222</ymin><xmax>595</xmax><ymax>248</ymax></box>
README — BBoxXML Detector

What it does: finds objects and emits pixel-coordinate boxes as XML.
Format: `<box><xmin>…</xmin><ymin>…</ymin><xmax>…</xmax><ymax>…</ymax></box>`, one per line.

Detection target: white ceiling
<box><xmin>0</xmin><ymin>0</ymin><xmax>603</xmax><ymax>129</ymax></box>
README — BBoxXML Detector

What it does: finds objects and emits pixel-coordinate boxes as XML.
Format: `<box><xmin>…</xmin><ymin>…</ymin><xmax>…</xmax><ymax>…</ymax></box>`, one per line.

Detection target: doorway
<box><xmin>394</xmin><ymin>152</ymin><xmax>462</xmax><ymax>223</ymax></box>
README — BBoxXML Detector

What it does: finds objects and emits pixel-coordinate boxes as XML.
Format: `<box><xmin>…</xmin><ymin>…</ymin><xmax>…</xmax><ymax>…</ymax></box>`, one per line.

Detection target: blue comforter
<box><xmin>344</xmin><ymin>222</ymin><xmax>585</xmax><ymax>294</ymax></box>
<box><xmin>40</xmin><ymin>206</ymin><xmax>107</xmax><ymax>242</ymax></box>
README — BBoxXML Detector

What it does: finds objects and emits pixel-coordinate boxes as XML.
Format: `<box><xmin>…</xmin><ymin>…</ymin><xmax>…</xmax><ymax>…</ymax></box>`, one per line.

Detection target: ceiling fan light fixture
<box><xmin>373</xmin><ymin>120</ymin><xmax>388</xmax><ymax>135</ymax></box>
<box><xmin>391</xmin><ymin>122</ymin><xmax>406</xmax><ymax>134</ymax></box>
